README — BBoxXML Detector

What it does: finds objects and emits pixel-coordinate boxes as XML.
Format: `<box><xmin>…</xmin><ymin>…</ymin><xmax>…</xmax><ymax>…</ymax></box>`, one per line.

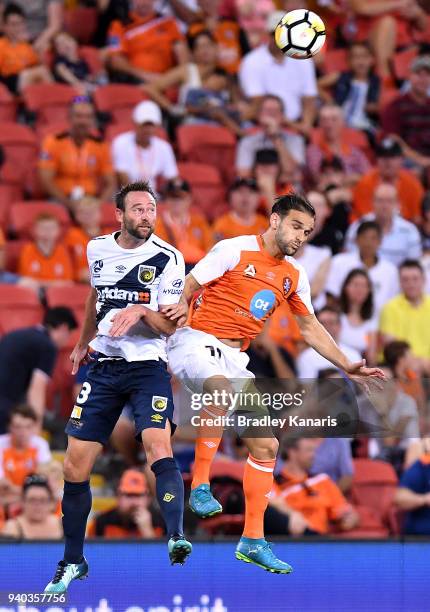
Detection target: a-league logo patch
<box><xmin>152</xmin><ymin>396</ymin><xmax>168</xmax><ymax>412</ymax></box>
<box><xmin>138</xmin><ymin>265</ymin><xmax>156</xmax><ymax>285</ymax></box>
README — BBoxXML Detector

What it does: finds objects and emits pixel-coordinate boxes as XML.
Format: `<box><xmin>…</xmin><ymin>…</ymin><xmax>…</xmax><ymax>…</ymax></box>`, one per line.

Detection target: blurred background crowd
<box><xmin>0</xmin><ymin>0</ymin><xmax>430</xmax><ymax>542</ymax></box>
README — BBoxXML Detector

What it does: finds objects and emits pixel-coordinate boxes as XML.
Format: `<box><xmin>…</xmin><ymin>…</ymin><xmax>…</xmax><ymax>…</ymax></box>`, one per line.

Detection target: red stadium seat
<box><xmin>46</xmin><ymin>285</ymin><xmax>88</xmax><ymax>337</ymax></box>
<box><xmin>0</xmin><ymin>185</ymin><xmax>22</xmax><ymax>227</ymax></box>
<box><xmin>379</xmin><ymin>88</ymin><xmax>401</xmax><ymax>111</ymax></box>
<box><xmin>4</xmin><ymin>240</ymin><xmax>26</xmax><ymax>273</ymax></box>
<box><xmin>64</xmin><ymin>7</ymin><xmax>98</xmax><ymax>45</ymax></box>
<box><xmin>0</xmin><ymin>84</ymin><xmax>16</xmax><ymax>122</ymax></box>
<box><xmin>93</xmin><ymin>85</ymin><xmax>148</xmax><ymax>124</ymax></box>
<box><xmin>0</xmin><ymin>123</ymin><xmax>38</xmax><ymax>192</ymax></box>
<box><xmin>0</xmin><ymin>285</ymin><xmax>43</xmax><ymax>334</ymax></box>
<box><xmin>9</xmin><ymin>202</ymin><xmax>71</xmax><ymax>239</ymax></box>
<box><xmin>393</xmin><ymin>46</ymin><xmax>418</xmax><ymax>81</ymax></box>
<box><xmin>22</xmin><ymin>83</ymin><xmax>78</xmax><ymax>126</ymax></box>
<box><xmin>177</xmin><ymin>125</ymin><xmax>237</xmax><ymax>185</ymax></box>
<box><xmin>323</xmin><ymin>48</ymin><xmax>348</xmax><ymax>74</ymax></box>
<box><xmin>79</xmin><ymin>46</ymin><xmax>103</xmax><ymax>75</ymax></box>
<box><xmin>177</xmin><ymin>162</ymin><xmax>227</xmax><ymax>220</ymax></box>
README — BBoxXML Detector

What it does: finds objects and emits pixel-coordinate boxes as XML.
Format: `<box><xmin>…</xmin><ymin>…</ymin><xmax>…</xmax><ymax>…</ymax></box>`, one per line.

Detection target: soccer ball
<box><xmin>274</xmin><ymin>9</ymin><xmax>326</xmax><ymax>59</ymax></box>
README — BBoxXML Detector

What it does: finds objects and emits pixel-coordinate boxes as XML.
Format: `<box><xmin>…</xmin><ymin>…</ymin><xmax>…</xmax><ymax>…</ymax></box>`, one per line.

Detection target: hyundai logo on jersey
<box><xmin>172</xmin><ymin>278</ymin><xmax>183</xmax><ymax>288</ymax></box>
<box><xmin>249</xmin><ymin>290</ymin><xmax>276</xmax><ymax>319</ymax></box>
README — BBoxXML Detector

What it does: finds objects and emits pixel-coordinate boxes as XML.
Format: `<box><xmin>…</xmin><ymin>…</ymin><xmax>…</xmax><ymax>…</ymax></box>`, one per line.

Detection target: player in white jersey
<box><xmin>44</xmin><ymin>182</ymin><xmax>191</xmax><ymax>594</ymax></box>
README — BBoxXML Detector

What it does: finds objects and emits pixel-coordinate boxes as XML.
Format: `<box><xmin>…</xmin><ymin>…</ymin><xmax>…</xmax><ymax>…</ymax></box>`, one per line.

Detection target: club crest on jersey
<box><xmin>152</xmin><ymin>396</ymin><xmax>168</xmax><ymax>412</ymax></box>
<box><xmin>283</xmin><ymin>277</ymin><xmax>292</xmax><ymax>296</ymax></box>
<box><xmin>244</xmin><ymin>264</ymin><xmax>256</xmax><ymax>278</ymax></box>
<box><xmin>138</xmin><ymin>265</ymin><xmax>156</xmax><ymax>285</ymax></box>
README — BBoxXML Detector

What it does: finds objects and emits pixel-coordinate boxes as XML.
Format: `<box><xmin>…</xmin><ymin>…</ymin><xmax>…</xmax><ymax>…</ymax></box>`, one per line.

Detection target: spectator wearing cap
<box><xmin>106</xmin><ymin>0</ymin><xmax>188</xmax><ymax>84</ymax></box>
<box><xmin>306</xmin><ymin>104</ymin><xmax>371</xmax><ymax>185</ymax></box>
<box><xmin>382</xmin><ymin>56</ymin><xmax>430</xmax><ymax>163</ymax></box>
<box><xmin>112</xmin><ymin>101</ymin><xmax>178</xmax><ymax>193</ymax></box>
<box><xmin>236</xmin><ymin>94</ymin><xmax>305</xmax><ymax>178</ymax></box>
<box><xmin>395</xmin><ymin>452</ymin><xmax>430</xmax><ymax>536</ymax></box>
<box><xmin>87</xmin><ymin>469</ymin><xmax>164</xmax><ymax>539</ymax></box>
<box><xmin>239</xmin><ymin>10</ymin><xmax>318</xmax><ymax>137</ymax></box>
<box><xmin>212</xmin><ymin>177</ymin><xmax>267</xmax><ymax>241</ymax></box>
<box><xmin>380</xmin><ymin>259</ymin><xmax>430</xmax><ymax>366</ymax></box>
<box><xmin>345</xmin><ymin>183</ymin><xmax>422</xmax><ymax>267</ymax></box>
<box><xmin>1</xmin><ymin>474</ymin><xmax>63</xmax><ymax>540</ymax></box>
<box><xmin>38</xmin><ymin>97</ymin><xmax>116</xmax><ymax>210</ymax></box>
<box><xmin>0</xmin><ymin>405</ymin><xmax>51</xmax><ymax>506</ymax></box>
<box><xmin>0</xmin><ymin>307</ymin><xmax>77</xmax><ymax>433</ymax></box>
<box><xmin>352</xmin><ymin>138</ymin><xmax>424</xmax><ymax>224</ymax></box>
<box><xmin>325</xmin><ymin>220</ymin><xmax>399</xmax><ymax>315</ymax></box>
<box><xmin>155</xmin><ymin>178</ymin><xmax>212</xmax><ymax>270</ymax></box>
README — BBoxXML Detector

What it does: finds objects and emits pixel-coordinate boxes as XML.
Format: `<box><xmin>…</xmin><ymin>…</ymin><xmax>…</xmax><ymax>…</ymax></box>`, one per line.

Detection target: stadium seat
<box><xmin>22</xmin><ymin>83</ymin><xmax>78</xmax><ymax>126</ymax></box>
<box><xmin>9</xmin><ymin>202</ymin><xmax>71</xmax><ymax>239</ymax></box>
<box><xmin>323</xmin><ymin>48</ymin><xmax>348</xmax><ymax>74</ymax></box>
<box><xmin>92</xmin><ymin>496</ymin><xmax>116</xmax><ymax>513</ymax></box>
<box><xmin>310</xmin><ymin>126</ymin><xmax>373</xmax><ymax>161</ymax></box>
<box><xmin>379</xmin><ymin>88</ymin><xmax>401</xmax><ymax>111</ymax></box>
<box><xmin>0</xmin><ymin>83</ymin><xmax>16</xmax><ymax>122</ymax></box>
<box><xmin>46</xmin><ymin>284</ymin><xmax>88</xmax><ymax>328</ymax></box>
<box><xmin>4</xmin><ymin>240</ymin><xmax>26</xmax><ymax>273</ymax></box>
<box><xmin>177</xmin><ymin>162</ymin><xmax>226</xmax><ymax>219</ymax></box>
<box><xmin>0</xmin><ymin>123</ymin><xmax>38</xmax><ymax>192</ymax></box>
<box><xmin>176</xmin><ymin>125</ymin><xmax>237</xmax><ymax>185</ymax></box>
<box><xmin>393</xmin><ymin>46</ymin><xmax>419</xmax><ymax>81</ymax></box>
<box><xmin>93</xmin><ymin>85</ymin><xmax>148</xmax><ymax>124</ymax></box>
<box><xmin>0</xmin><ymin>284</ymin><xmax>43</xmax><ymax>334</ymax></box>
<box><xmin>79</xmin><ymin>46</ymin><xmax>104</xmax><ymax>75</ymax></box>
<box><xmin>64</xmin><ymin>7</ymin><xmax>98</xmax><ymax>45</ymax></box>
<box><xmin>0</xmin><ymin>185</ymin><xmax>22</xmax><ymax>227</ymax></box>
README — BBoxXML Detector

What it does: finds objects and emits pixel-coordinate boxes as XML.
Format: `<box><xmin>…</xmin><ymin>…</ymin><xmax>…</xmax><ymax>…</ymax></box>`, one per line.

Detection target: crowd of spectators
<box><xmin>0</xmin><ymin>0</ymin><xmax>430</xmax><ymax>540</ymax></box>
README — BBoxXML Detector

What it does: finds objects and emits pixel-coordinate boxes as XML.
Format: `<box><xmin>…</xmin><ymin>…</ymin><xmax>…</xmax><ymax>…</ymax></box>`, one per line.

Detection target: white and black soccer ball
<box><xmin>274</xmin><ymin>9</ymin><xmax>326</xmax><ymax>59</ymax></box>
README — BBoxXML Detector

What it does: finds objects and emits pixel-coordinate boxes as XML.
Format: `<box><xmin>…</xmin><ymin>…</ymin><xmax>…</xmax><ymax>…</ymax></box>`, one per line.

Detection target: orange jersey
<box><xmin>39</xmin><ymin>133</ymin><xmax>113</xmax><ymax>198</ymax></box>
<box><xmin>18</xmin><ymin>242</ymin><xmax>74</xmax><ymax>282</ymax></box>
<box><xmin>155</xmin><ymin>209</ymin><xmax>213</xmax><ymax>264</ymax></box>
<box><xmin>64</xmin><ymin>226</ymin><xmax>90</xmax><ymax>281</ymax></box>
<box><xmin>267</xmin><ymin>301</ymin><xmax>303</xmax><ymax>357</ymax></box>
<box><xmin>108</xmin><ymin>13</ymin><xmax>183</xmax><ymax>74</ymax></box>
<box><xmin>274</xmin><ymin>470</ymin><xmax>351</xmax><ymax>534</ymax></box>
<box><xmin>0</xmin><ymin>434</ymin><xmax>51</xmax><ymax>487</ymax></box>
<box><xmin>0</xmin><ymin>38</ymin><xmax>38</xmax><ymax>77</ymax></box>
<box><xmin>212</xmin><ymin>212</ymin><xmax>268</xmax><ymax>242</ymax></box>
<box><xmin>188</xmin><ymin>19</ymin><xmax>244</xmax><ymax>74</ymax></box>
<box><xmin>189</xmin><ymin>235</ymin><xmax>313</xmax><ymax>345</ymax></box>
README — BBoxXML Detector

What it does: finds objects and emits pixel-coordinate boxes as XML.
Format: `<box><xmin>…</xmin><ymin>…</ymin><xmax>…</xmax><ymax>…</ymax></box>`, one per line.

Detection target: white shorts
<box><xmin>167</xmin><ymin>327</ymin><xmax>254</xmax><ymax>394</ymax></box>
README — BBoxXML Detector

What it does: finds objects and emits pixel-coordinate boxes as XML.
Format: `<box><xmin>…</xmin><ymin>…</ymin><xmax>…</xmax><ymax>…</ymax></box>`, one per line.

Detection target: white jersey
<box><xmin>88</xmin><ymin>232</ymin><xmax>185</xmax><ymax>362</ymax></box>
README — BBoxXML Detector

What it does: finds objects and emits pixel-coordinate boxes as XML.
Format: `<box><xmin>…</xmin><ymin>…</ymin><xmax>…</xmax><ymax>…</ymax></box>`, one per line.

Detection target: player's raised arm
<box><xmin>70</xmin><ymin>287</ymin><xmax>98</xmax><ymax>375</ymax></box>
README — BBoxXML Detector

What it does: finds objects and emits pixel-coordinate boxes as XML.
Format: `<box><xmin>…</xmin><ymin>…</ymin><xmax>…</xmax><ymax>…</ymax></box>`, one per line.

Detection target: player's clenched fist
<box><xmin>160</xmin><ymin>301</ymin><xmax>188</xmax><ymax>327</ymax></box>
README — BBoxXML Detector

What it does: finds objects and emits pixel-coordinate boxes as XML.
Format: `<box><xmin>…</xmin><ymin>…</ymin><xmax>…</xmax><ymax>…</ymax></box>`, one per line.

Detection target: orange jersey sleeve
<box><xmin>189</xmin><ymin>234</ymin><xmax>313</xmax><ymax>343</ymax></box>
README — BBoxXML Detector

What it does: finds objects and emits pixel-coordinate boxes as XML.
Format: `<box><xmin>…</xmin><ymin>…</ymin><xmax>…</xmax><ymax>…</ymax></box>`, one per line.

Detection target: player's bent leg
<box><xmin>45</xmin><ymin>437</ymin><xmax>102</xmax><ymax>593</ymax></box>
<box><xmin>235</xmin><ymin>436</ymin><xmax>292</xmax><ymax>574</ymax></box>
<box><xmin>142</xmin><ymin>425</ymin><xmax>192</xmax><ymax>566</ymax></box>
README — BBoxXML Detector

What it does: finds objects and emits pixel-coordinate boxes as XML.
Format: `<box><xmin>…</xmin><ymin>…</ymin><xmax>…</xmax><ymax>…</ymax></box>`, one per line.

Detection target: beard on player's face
<box><xmin>275</xmin><ymin>226</ymin><xmax>303</xmax><ymax>256</ymax></box>
<box><xmin>123</xmin><ymin>215</ymin><xmax>155</xmax><ymax>241</ymax></box>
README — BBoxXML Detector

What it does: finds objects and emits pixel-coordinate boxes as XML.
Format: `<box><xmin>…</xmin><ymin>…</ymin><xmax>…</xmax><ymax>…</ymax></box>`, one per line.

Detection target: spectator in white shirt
<box><xmin>296</xmin><ymin>306</ymin><xmax>361</xmax><ymax>380</ymax></box>
<box><xmin>344</xmin><ymin>183</ymin><xmax>422</xmax><ymax>267</ymax></box>
<box><xmin>338</xmin><ymin>269</ymin><xmax>378</xmax><ymax>364</ymax></box>
<box><xmin>236</xmin><ymin>94</ymin><xmax>305</xmax><ymax>176</ymax></box>
<box><xmin>239</xmin><ymin>11</ymin><xmax>318</xmax><ymax>136</ymax></box>
<box><xmin>325</xmin><ymin>220</ymin><xmax>400</xmax><ymax>315</ymax></box>
<box><xmin>111</xmin><ymin>100</ymin><xmax>178</xmax><ymax>193</ymax></box>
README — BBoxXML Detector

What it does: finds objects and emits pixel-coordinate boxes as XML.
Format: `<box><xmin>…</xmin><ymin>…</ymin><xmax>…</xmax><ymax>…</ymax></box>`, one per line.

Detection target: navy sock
<box><xmin>62</xmin><ymin>480</ymin><xmax>92</xmax><ymax>564</ymax></box>
<box><xmin>151</xmin><ymin>457</ymin><xmax>184</xmax><ymax>538</ymax></box>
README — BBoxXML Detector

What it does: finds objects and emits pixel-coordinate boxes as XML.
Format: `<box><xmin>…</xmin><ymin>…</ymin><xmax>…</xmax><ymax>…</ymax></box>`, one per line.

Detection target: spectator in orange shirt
<box><xmin>106</xmin><ymin>0</ymin><xmax>188</xmax><ymax>84</ymax></box>
<box><xmin>87</xmin><ymin>469</ymin><xmax>164</xmax><ymax>539</ymax></box>
<box><xmin>266</xmin><ymin>438</ymin><xmax>358</xmax><ymax>535</ymax></box>
<box><xmin>38</xmin><ymin>97</ymin><xmax>116</xmax><ymax>210</ymax></box>
<box><xmin>65</xmin><ymin>196</ymin><xmax>105</xmax><ymax>283</ymax></box>
<box><xmin>0</xmin><ymin>3</ymin><xmax>52</xmax><ymax>94</ymax></box>
<box><xmin>188</xmin><ymin>0</ymin><xmax>250</xmax><ymax>74</ymax></box>
<box><xmin>0</xmin><ymin>405</ymin><xmax>51</xmax><ymax>505</ymax></box>
<box><xmin>156</xmin><ymin>178</ymin><xmax>212</xmax><ymax>270</ymax></box>
<box><xmin>18</xmin><ymin>213</ymin><xmax>73</xmax><ymax>285</ymax></box>
<box><xmin>352</xmin><ymin>138</ymin><xmax>424</xmax><ymax>224</ymax></box>
<box><xmin>213</xmin><ymin>177</ymin><xmax>267</xmax><ymax>241</ymax></box>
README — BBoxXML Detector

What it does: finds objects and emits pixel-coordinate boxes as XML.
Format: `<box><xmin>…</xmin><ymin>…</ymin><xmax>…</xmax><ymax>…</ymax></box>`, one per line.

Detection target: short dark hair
<box><xmin>316</xmin><ymin>305</ymin><xmax>341</xmax><ymax>320</ymax></box>
<box><xmin>187</xmin><ymin>29</ymin><xmax>215</xmax><ymax>52</ymax></box>
<box><xmin>43</xmin><ymin>307</ymin><xmax>77</xmax><ymax>330</ymax></box>
<box><xmin>115</xmin><ymin>181</ymin><xmax>157</xmax><ymax>211</ymax></box>
<box><xmin>340</xmin><ymin>268</ymin><xmax>373</xmax><ymax>320</ymax></box>
<box><xmin>383</xmin><ymin>340</ymin><xmax>410</xmax><ymax>371</ymax></box>
<box><xmin>356</xmin><ymin>220</ymin><xmax>382</xmax><ymax>238</ymax></box>
<box><xmin>349</xmin><ymin>41</ymin><xmax>373</xmax><ymax>55</ymax></box>
<box><xmin>259</xmin><ymin>94</ymin><xmax>285</xmax><ymax>114</ymax></box>
<box><xmin>23</xmin><ymin>474</ymin><xmax>53</xmax><ymax>498</ymax></box>
<box><xmin>8</xmin><ymin>404</ymin><xmax>38</xmax><ymax>425</ymax></box>
<box><xmin>399</xmin><ymin>259</ymin><xmax>424</xmax><ymax>275</ymax></box>
<box><xmin>4</xmin><ymin>3</ymin><xmax>25</xmax><ymax>21</ymax></box>
<box><xmin>271</xmin><ymin>193</ymin><xmax>315</xmax><ymax>219</ymax></box>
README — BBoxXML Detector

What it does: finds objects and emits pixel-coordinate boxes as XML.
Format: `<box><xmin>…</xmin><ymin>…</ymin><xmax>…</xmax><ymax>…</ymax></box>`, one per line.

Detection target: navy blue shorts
<box><xmin>65</xmin><ymin>357</ymin><xmax>175</xmax><ymax>445</ymax></box>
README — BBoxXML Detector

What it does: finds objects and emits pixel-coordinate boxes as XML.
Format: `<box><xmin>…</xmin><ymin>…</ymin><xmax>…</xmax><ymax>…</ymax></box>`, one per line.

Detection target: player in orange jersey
<box><xmin>125</xmin><ymin>193</ymin><xmax>384</xmax><ymax>573</ymax></box>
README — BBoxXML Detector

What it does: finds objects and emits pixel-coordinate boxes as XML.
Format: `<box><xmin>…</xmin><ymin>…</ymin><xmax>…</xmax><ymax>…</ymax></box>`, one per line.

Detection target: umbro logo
<box><xmin>115</xmin><ymin>265</ymin><xmax>127</xmax><ymax>273</ymax></box>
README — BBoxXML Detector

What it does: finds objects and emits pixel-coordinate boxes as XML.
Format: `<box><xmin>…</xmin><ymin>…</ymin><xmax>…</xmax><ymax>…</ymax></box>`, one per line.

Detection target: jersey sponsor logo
<box><xmin>244</xmin><ymin>264</ymin><xmax>256</xmax><ymax>277</ymax></box>
<box><xmin>151</xmin><ymin>413</ymin><xmax>164</xmax><ymax>423</ymax></box>
<box><xmin>162</xmin><ymin>288</ymin><xmax>182</xmax><ymax>295</ymax></box>
<box><xmin>138</xmin><ymin>265</ymin><xmax>156</xmax><ymax>285</ymax></box>
<box><xmin>96</xmin><ymin>286</ymin><xmax>151</xmax><ymax>304</ymax></box>
<box><xmin>283</xmin><ymin>277</ymin><xmax>292</xmax><ymax>296</ymax></box>
<box><xmin>172</xmin><ymin>279</ymin><xmax>183</xmax><ymax>288</ymax></box>
<box><xmin>69</xmin><ymin>418</ymin><xmax>83</xmax><ymax>429</ymax></box>
<box><xmin>71</xmin><ymin>405</ymin><xmax>82</xmax><ymax>419</ymax></box>
<box><xmin>152</xmin><ymin>396</ymin><xmax>168</xmax><ymax>412</ymax></box>
<box><xmin>93</xmin><ymin>260</ymin><xmax>104</xmax><ymax>274</ymax></box>
<box><xmin>115</xmin><ymin>265</ymin><xmax>127</xmax><ymax>273</ymax></box>
<box><xmin>250</xmin><ymin>290</ymin><xmax>276</xmax><ymax>319</ymax></box>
